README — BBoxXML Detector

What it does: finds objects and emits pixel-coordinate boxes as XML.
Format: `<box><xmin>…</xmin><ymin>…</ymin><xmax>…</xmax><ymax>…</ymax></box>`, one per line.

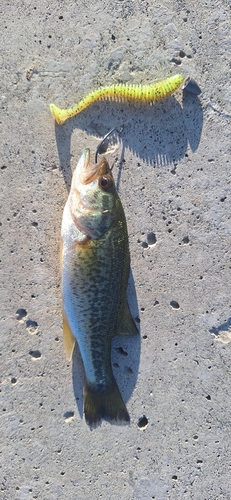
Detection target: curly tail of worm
<box><xmin>50</xmin><ymin>74</ymin><xmax>184</xmax><ymax>125</ymax></box>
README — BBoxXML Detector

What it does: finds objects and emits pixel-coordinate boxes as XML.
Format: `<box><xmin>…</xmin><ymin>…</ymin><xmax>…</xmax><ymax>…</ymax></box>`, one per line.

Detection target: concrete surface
<box><xmin>1</xmin><ymin>1</ymin><xmax>231</xmax><ymax>499</ymax></box>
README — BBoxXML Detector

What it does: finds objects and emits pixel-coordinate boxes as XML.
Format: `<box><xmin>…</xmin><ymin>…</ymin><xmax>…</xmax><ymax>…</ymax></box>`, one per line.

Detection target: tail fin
<box><xmin>84</xmin><ymin>378</ymin><xmax>130</xmax><ymax>426</ymax></box>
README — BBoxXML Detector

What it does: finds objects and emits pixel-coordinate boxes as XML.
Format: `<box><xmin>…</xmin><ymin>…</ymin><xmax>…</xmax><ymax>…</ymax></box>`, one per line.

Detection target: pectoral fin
<box><xmin>117</xmin><ymin>300</ymin><xmax>139</xmax><ymax>336</ymax></box>
<box><xmin>63</xmin><ymin>312</ymin><xmax>76</xmax><ymax>361</ymax></box>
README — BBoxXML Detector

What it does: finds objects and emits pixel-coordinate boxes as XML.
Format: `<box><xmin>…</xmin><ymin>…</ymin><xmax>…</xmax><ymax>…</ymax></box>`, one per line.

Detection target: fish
<box><xmin>60</xmin><ymin>148</ymin><xmax>139</xmax><ymax>426</ymax></box>
<box><xmin>50</xmin><ymin>74</ymin><xmax>184</xmax><ymax>125</ymax></box>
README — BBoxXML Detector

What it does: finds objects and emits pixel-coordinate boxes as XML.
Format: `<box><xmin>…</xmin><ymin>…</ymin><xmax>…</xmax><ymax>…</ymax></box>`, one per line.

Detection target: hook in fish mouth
<box><xmin>95</xmin><ymin>125</ymin><xmax>124</xmax><ymax>165</ymax></box>
<box><xmin>74</xmin><ymin>125</ymin><xmax>125</xmax><ymax>187</ymax></box>
<box><xmin>79</xmin><ymin>155</ymin><xmax>111</xmax><ymax>185</ymax></box>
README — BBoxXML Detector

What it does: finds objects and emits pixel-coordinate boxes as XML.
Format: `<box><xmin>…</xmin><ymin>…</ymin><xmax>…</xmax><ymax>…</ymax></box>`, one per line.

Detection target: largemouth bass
<box><xmin>61</xmin><ymin>148</ymin><xmax>138</xmax><ymax>425</ymax></box>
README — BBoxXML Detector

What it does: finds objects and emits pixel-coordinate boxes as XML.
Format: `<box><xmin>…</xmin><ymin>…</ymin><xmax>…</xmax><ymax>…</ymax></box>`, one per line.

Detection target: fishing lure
<box><xmin>50</xmin><ymin>74</ymin><xmax>184</xmax><ymax>125</ymax></box>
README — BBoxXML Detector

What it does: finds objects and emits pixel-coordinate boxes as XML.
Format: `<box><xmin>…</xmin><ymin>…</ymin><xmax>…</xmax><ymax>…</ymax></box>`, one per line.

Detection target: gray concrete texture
<box><xmin>1</xmin><ymin>0</ymin><xmax>231</xmax><ymax>498</ymax></box>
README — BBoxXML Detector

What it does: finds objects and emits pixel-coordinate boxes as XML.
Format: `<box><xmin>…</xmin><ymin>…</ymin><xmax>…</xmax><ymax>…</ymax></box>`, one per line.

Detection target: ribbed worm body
<box><xmin>50</xmin><ymin>74</ymin><xmax>184</xmax><ymax>125</ymax></box>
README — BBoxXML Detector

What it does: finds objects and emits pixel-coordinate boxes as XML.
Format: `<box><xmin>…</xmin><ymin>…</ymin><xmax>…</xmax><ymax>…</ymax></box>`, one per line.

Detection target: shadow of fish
<box><xmin>60</xmin><ymin>149</ymin><xmax>139</xmax><ymax>426</ymax></box>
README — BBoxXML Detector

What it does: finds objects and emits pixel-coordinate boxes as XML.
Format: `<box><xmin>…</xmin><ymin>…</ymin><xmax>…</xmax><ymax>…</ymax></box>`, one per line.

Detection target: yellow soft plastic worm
<box><xmin>50</xmin><ymin>74</ymin><xmax>184</xmax><ymax>125</ymax></box>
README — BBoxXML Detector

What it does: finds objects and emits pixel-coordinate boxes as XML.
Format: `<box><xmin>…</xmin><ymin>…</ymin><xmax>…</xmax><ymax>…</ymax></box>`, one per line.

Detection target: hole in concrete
<box><xmin>171</xmin><ymin>57</ymin><xmax>181</xmax><ymax>65</ymax></box>
<box><xmin>123</xmin><ymin>366</ymin><xmax>133</xmax><ymax>377</ymax></box>
<box><xmin>170</xmin><ymin>301</ymin><xmax>180</xmax><ymax>309</ymax></box>
<box><xmin>26</xmin><ymin>320</ymin><xmax>38</xmax><ymax>334</ymax></box>
<box><xmin>29</xmin><ymin>350</ymin><xmax>41</xmax><ymax>359</ymax></box>
<box><xmin>115</xmin><ymin>347</ymin><xmax>128</xmax><ymax>356</ymax></box>
<box><xmin>64</xmin><ymin>411</ymin><xmax>74</xmax><ymax>422</ymax></box>
<box><xmin>147</xmin><ymin>232</ymin><xmax>157</xmax><ymax>246</ymax></box>
<box><xmin>16</xmin><ymin>308</ymin><xmax>27</xmax><ymax>321</ymax></box>
<box><xmin>137</xmin><ymin>415</ymin><xmax>148</xmax><ymax>429</ymax></box>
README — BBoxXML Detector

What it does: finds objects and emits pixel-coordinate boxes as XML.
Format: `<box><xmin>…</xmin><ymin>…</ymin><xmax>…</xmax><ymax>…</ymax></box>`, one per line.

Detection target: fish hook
<box><xmin>95</xmin><ymin>125</ymin><xmax>124</xmax><ymax>165</ymax></box>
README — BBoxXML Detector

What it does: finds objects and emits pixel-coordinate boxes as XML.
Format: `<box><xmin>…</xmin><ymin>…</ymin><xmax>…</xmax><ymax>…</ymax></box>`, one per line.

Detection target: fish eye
<box><xmin>100</xmin><ymin>176</ymin><xmax>112</xmax><ymax>189</ymax></box>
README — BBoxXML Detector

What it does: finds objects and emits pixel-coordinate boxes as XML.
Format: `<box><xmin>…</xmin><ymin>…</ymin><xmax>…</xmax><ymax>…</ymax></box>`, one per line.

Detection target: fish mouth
<box><xmin>78</xmin><ymin>149</ymin><xmax>110</xmax><ymax>185</ymax></box>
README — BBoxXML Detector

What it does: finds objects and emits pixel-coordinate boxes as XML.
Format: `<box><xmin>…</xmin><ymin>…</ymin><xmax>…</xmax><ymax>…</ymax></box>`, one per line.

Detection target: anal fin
<box><xmin>117</xmin><ymin>300</ymin><xmax>139</xmax><ymax>336</ymax></box>
<box><xmin>63</xmin><ymin>312</ymin><xmax>76</xmax><ymax>361</ymax></box>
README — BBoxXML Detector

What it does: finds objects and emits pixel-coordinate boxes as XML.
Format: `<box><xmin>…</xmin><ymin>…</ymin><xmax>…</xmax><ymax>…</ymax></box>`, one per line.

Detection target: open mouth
<box><xmin>79</xmin><ymin>150</ymin><xmax>110</xmax><ymax>185</ymax></box>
